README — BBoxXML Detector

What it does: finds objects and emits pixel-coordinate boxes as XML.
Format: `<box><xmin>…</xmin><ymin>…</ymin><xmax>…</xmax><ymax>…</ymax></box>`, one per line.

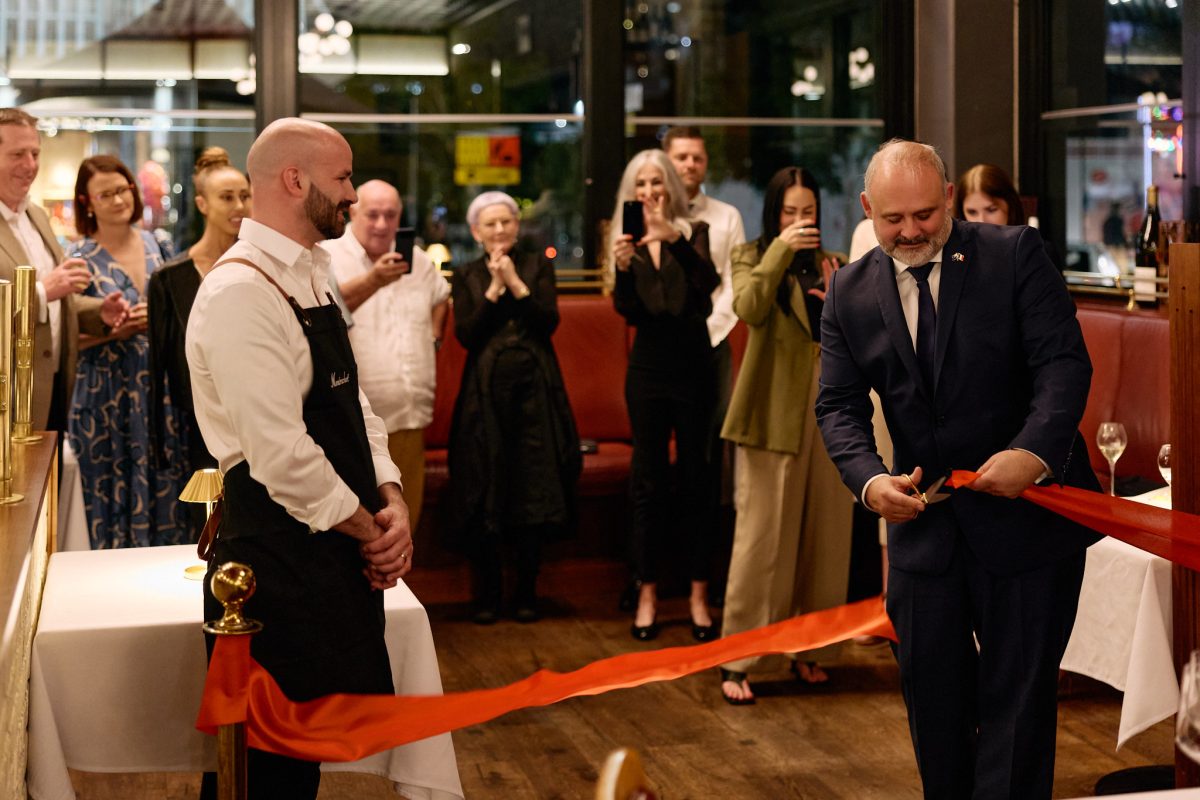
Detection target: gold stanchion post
<box><xmin>203</xmin><ymin>562</ymin><xmax>263</xmax><ymax>800</ymax></box>
<box><xmin>13</xmin><ymin>265</ymin><xmax>42</xmax><ymax>443</ymax></box>
<box><xmin>0</xmin><ymin>279</ymin><xmax>24</xmax><ymax>504</ymax></box>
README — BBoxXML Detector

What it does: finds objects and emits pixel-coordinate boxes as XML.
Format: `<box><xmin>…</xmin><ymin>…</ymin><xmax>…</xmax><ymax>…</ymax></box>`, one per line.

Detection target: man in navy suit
<box><xmin>816</xmin><ymin>139</ymin><xmax>1099</xmax><ymax>799</ymax></box>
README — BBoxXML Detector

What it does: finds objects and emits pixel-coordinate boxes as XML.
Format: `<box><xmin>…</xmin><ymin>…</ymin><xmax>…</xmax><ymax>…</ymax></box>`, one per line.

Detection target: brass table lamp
<box><xmin>181</xmin><ymin>468</ymin><xmax>223</xmax><ymax>579</ymax></box>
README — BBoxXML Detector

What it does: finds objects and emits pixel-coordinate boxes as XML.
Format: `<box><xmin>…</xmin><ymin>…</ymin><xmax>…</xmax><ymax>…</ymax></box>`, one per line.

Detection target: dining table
<box><xmin>26</xmin><ymin>544</ymin><xmax>464</xmax><ymax>800</ymax></box>
<box><xmin>1061</xmin><ymin>486</ymin><xmax>1176</xmax><ymax>749</ymax></box>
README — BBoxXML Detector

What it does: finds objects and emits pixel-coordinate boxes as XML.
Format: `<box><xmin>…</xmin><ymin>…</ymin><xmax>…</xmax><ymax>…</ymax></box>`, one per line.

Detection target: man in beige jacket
<box><xmin>0</xmin><ymin>108</ymin><xmax>128</xmax><ymax>431</ymax></box>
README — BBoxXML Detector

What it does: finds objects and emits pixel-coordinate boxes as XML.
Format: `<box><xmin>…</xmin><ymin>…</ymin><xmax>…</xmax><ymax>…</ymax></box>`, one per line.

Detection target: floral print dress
<box><xmin>68</xmin><ymin>228</ymin><xmax>188</xmax><ymax>548</ymax></box>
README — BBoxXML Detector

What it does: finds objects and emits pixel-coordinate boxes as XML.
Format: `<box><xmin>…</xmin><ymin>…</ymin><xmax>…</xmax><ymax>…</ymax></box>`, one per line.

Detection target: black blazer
<box><xmin>148</xmin><ymin>255</ymin><xmax>215</xmax><ymax>472</ymax></box>
<box><xmin>816</xmin><ymin>220</ymin><xmax>1100</xmax><ymax>576</ymax></box>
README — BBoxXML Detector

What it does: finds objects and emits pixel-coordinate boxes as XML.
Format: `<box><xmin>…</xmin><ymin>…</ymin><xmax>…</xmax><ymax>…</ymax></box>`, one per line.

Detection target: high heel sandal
<box><xmin>719</xmin><ymin>669</ymin><xmax>756</xmax><ymax>705</ymax></box>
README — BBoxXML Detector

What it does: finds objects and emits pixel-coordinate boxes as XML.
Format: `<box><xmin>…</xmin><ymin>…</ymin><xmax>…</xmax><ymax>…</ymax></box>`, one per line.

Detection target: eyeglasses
<box><xmin>91</xmin><ymin>185</ymin><xmax>135</xmax><ymax>204</ymax></box>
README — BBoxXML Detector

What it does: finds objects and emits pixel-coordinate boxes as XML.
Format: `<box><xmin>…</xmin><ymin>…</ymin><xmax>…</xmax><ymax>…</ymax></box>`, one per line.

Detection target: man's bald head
<box><xmin>349</xmin><ymin>179</ymin><xmax>403</xmax><ymax>259</ymax></box>
<box><xmin>245</xmin><ymin>117</ymin><xmax>357</xmax><ymax>248</ymax></box>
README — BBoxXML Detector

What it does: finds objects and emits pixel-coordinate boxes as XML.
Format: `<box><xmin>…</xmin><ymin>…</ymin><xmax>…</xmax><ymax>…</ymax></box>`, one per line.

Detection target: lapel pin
<box><xmin>952</xmin><ymin>252</ymin><xmax>965</xmax><ymax>262</ymax></box>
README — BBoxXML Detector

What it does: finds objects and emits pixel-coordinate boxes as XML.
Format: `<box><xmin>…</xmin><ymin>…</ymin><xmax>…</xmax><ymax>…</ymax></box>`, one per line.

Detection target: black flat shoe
<box><xmin>691</xmin><ymin>623</ymin><xmax>717</xmax><ymax>642</ymax></box>
<box><xmin>719</xmin><ymin>669</ymin><xmax>756</xmax><ymax>705</ymax></box>
<box><xmin>630</xmin><ymin>620</ymin><xmax>659</xmax><ymax>641</ymax></box>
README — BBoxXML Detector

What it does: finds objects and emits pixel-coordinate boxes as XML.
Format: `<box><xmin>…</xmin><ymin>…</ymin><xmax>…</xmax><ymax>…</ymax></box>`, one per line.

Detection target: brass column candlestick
<box><xmin>0</xmin><ymin>279</ymin><xmax>24</xmax><ymax>504</ymax></box>
<box><xmin>12</xmin><ymin>265</ymin><xmax>41</xmax><ymax>443</ymax></box>
<box><xmin>203</xmin><ymin>562</ymin><xmax>262</xmax><ymax>800</ymax></box>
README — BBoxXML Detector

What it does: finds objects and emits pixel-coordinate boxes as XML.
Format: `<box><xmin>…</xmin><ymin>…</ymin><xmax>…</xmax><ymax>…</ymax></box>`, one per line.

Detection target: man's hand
<box><xmin>41</xmin><ymin>258</ymin><xmax>91</xmax><ymax>302</ymax></box>
<box><xmin>369</xmin><ymin>252</ymin><xmax>409</xmax><ymax>288</ymax></box>
<box><xmin>969</xmin><ymin>449</ymin><xmax>1045</xmax><ymax>498</ymax></box>
<box><xmin>360</xmin><ymin>483</ymin><xmax>412</xmax><ymax>590</ymax></box>
<box><xmin>865</xmin><ymin>466</ymin><xmax>929</xmax><ymax>523</ymax></box>
<box><xmin>99</xmin><ymin>291</ymin><xmax>131</xmax><ymax>328</ymax></box>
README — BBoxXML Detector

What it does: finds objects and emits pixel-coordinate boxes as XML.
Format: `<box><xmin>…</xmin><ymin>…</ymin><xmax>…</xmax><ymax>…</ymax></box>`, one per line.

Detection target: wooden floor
<box><xmin>69</xmin><ymin>590</ymin><xmax>1174</xmax><ymax>799</ymax></box>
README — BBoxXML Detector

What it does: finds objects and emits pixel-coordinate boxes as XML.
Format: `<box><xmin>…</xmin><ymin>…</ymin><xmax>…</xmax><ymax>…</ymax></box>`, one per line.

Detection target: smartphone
<box><xmin>395</xmin><ymin>227</ymin><xmax>416</xmax><ymax>267</ymax></box>
<box><xmin>622</xmin><ymin>200</ymin><xmax>645</xmax><ymax>241</ymax></box>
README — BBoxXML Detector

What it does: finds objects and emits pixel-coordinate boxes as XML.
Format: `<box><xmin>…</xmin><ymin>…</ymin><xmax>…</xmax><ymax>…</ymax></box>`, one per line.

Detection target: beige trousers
<box><xmin>721</xmin><ymin>389</ymin><xmax>853</xmax><ymax>673</ymax></box>
<box><xmin>387</xmin><ymin>428</ymin><xmax>426</xmax><ymax>532</ymax></box>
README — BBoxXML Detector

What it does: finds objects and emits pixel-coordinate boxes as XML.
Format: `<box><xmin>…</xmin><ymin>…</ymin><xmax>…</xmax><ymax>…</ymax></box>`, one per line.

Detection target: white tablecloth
<box><xmin>1061</xmin><ymin>487</ymin><xmax>1176</xmax><ymax>749</ymax></box>
<box><xmin>27</xmin><ymin>545</ymin><xmax>463</xmax><ymax>800</ymax></box>
<box><xmin>57</xmin><ymin>443</ymin><xmax>88</xmax><ymax>552</ymax></box>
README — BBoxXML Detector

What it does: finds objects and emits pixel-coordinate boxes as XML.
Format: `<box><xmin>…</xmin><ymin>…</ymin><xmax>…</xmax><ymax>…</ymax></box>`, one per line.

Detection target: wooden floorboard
<box><xmin>67</xmin><ymin>591</ymin><xmax>1174</xmax><ymax>799</ymax></box>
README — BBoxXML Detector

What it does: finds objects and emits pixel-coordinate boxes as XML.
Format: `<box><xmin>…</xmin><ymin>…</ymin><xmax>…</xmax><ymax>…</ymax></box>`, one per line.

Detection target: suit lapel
<box><xmin>934</xmin><ymin>221</ymin><xmax>970</xmax><ymax>387</ymax></box>
<box><xmin>29</xmin><ymin>204</ymin><xmax>65</xmax><ymax>263</ymax></box>
<box><xmin>0</xmin><ymin>214</ymin><xmax>31</xmax><ymax>266</ymax></box>
<box><xmin>789</xmin><ymin>278</ymin><xmax>812</xmax><ymax>338</ymax></box>
<box><xmin>873</xmin><ymin>248</ymin><xmax>929</xmax><ymax>400</ymax></box>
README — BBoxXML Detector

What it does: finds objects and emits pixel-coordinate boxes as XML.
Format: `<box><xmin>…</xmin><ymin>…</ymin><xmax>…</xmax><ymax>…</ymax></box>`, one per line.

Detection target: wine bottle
<box><xmin>1133</xmin><ymin>185</ymin><xmax>1160</xmax><ymax>306</ymax></box>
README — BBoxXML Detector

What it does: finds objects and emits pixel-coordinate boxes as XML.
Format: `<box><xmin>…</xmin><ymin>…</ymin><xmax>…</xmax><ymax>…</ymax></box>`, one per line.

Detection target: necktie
<box><xmin>907</xmin><ymin>262</ymin><xmax>937</xmax><ymax>390</ymax></box>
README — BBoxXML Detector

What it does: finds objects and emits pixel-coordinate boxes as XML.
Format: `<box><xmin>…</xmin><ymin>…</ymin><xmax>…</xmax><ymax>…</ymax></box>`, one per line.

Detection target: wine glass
<box><xmin>1096</xmin><ymin>422</ymin><xmax>1128</xmax><ymax>497</ymax></box>
<box><xmin>1178</xmin><ymin>650</ymin><xmax>1200</xmax><ymax>764</ymax></box>
<box><xmin>1159</xmin><ymin>444</ymin><xmax>1172</xmax><ymax>486</ymax></box>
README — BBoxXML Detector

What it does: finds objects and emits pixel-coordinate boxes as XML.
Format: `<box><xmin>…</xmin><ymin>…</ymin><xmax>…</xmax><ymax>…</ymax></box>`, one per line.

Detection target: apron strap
<box><xmin>213</xmin><ymin>256</ymin><xmax>314</xmax><ymax>328</ymax></box>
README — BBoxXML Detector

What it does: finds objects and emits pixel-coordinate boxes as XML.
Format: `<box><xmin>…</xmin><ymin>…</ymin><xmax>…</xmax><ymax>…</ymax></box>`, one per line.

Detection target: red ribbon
<box><xmin>197</xmin><ymin>596</ymin><xmax>895</xmax><ymax>762</ymax></box>
<box><xmin>947</xmin><ymin>470</ymin><xmax>1200</xmax><ymax>571</ymax></box>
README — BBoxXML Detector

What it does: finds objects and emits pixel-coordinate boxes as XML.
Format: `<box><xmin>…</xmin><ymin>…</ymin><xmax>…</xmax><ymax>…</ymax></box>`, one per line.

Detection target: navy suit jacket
<box><xmin>816</xmin><ymin>220</ymin><xmax>1101</xmax><ymax>577</ymax></box>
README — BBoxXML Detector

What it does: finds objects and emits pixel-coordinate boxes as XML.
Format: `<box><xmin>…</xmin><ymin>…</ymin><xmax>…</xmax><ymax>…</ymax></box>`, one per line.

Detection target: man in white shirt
<box><xmin>663</xmin><ymin>126</ymin><xmax>745</xmax><ymax>610</ymax></box>
<box><xmin>187</xmin><ymin>118</ymin><xmax>412</xmax><ymax>799</ymax></box>
<box><xmin>0</xmin><ymin>107</ymin><xmax>127</xmax><ymax>430</ymax></box>
<box><xmin>322</xmin><ymin>179</ymin><xmax>449</xmax><ymax>531</ymax></box>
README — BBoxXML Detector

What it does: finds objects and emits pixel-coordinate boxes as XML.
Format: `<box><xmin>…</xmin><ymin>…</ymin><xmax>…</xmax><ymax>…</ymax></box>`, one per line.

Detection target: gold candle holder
<box><xmin>203</xmin><ymin>561</ymin><xmax>261</xmax><ymax>800</ymax></box>
<box><xmin>0</xmin><ymin>279</ymin><xmax>24</xmax><ymax>504</ymax></box>
<box><xmin>12</xmin><ymin>265</ymin><xmax>41</xmax><ymax>444</ymax></box>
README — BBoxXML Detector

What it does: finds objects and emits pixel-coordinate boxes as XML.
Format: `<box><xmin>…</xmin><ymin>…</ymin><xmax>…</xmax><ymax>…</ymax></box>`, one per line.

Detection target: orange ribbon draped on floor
<box><xmin>198</xmin><ymin>473</ymin><xmax>1200</xmax><ymax>762</ymax></box>
<box><xmin>196</xmin><ymin>596</ymin><xmax>895</xmax><ymax>762</ymax></box>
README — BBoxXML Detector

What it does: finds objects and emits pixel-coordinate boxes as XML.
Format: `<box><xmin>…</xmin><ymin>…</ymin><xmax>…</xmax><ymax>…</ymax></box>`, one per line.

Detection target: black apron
<box><xmin>202</xmin><ymin>259</ymin><xmax>393</xmax><ymax>704</ymax></box>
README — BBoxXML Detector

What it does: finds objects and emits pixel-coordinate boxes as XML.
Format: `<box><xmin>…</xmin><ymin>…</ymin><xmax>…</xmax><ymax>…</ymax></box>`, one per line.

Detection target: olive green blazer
<box><xmin>720</xmin><ymin>237</ymin><xmax>843</xmax><ymax>455</ymax></box>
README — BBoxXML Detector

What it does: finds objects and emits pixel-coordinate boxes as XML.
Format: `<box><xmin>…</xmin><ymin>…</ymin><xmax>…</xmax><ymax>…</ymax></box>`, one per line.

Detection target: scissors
<box><xmin>903</xmin><ymin>472</ymin><xmax>953</xmax><ymax>504</ymax></box>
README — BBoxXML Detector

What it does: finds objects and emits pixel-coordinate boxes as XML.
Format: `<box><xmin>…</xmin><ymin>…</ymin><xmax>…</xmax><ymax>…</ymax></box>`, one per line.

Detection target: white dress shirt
<box><xmin>322</xmin><ymin>231</ymin><xmax>450</xmax><ymax>433</ymax></box>
<box><xmin>688</xmin><ymin>192</ymin><xmax>746</xmax><ymax>347</ymax></box>
<box><xmin>186</xmin><ymin>218</ymin><xmax>402</xmax><ymax>533</ymax></box>
<box><xmin>0</xmin><ymin>198</ymin><xmax>62</xmax><ymax>369</ymax></box>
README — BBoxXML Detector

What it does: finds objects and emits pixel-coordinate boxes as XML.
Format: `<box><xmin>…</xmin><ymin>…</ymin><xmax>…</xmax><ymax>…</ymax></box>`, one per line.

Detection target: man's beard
<box><xmin>881</xmin><ymin>212</ymin><xmax>953</xmax><ymax>266</ymax></box>
<box><xmin>305</xmin><ymin>184</ymin><xmax>348</xmax><ymax>240</ymax></box>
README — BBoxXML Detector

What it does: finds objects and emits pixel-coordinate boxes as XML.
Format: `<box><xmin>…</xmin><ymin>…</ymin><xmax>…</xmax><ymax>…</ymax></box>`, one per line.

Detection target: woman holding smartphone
<box><xmin>447</xmin><ymin>191</ymin><xmax>581</xmax><ymax>624</ymax></box>
<box><xmin>716</xmin><ymin>166</ymin><xmax>853</xmax><ymax>703</ymax></box>
<box><xmin>607</xmin><ymin>149</ymin><xmax>721</xmax><ymax>642</ymax></box>
<box><xmin>69</xmin><ymin>155</ymin><xmax>186</xmax><ymax>549</ymax></box>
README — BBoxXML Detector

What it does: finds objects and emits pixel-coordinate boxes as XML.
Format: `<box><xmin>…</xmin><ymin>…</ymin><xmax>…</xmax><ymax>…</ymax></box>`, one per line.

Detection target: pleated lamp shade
<box><xmin>179</xmin><ymin>468</ymin><xmax>223</xmax><ymax>504</ymax></box>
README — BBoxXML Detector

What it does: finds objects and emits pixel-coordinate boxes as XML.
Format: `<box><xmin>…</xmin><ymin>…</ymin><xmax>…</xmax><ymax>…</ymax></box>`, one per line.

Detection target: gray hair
<box><xmin>863</xmin><ymin>138</ymin><xmax>949</xmax><ymax>200</ymax></box>
<box><xmin>466</xmin><ymin>191</ymin><xmax>519</xmax><ymax>227</ymax></box>
<box><xmin>603</xmin><ymin>149</ymin><xmax>693</xmax><ymax>281</ymax></box>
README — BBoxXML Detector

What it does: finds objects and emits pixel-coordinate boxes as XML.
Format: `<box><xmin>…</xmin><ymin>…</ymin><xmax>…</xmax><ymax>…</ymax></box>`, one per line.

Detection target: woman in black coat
<box><xmin>447</xmin><ymin>191</ymin><xmax>581</xmax><ymax>624</ymax></box>
<box><xmin>148</xmin><ymin>147</ymin><xmax>250</xmax><ymax>535</ymax></box>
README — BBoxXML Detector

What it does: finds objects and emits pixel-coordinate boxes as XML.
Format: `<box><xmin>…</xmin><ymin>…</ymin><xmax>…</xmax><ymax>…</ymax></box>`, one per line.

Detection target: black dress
<box><xmin>445</xmin><ymin>247</ymin><xmax>581</xmax><ymax>595</ymax></box>
<box><xmin>148</xmin><ymin>254</ymin><xmax>216</xmax><ymax>474</ymax></box>
<box><xmin>612</xmin><ymin>223</ymin><xmax>720</xmax><ymax>584</ymax></box>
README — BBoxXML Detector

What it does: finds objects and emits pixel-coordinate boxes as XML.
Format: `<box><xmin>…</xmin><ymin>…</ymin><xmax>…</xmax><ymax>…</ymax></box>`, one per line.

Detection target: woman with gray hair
<box><xmin>610</xmin><ymin>149</ymin><xmax>721</xmax><ymax>642</ymax></box>
<box><xmin>446</xmin><ymin>191</ymin><xmax>581</xmax><ymax>624</ymax></box>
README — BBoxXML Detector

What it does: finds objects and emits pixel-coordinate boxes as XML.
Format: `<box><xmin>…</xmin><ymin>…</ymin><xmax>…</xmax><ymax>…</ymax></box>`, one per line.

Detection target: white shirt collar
<box><xmin>0</xmin><ymin>195</ymin><xmax>30</xmax><ymax>223</ymax></box>
<box><xmin>238</xmin><ymin>218</ymin><xmax>330</xmax><ymax>272</ymax></box>
<box><xmin>688</xmin><ymin>192</ymin><xmax>708</xmax><ymax>214</ymax></box>
<box><xmin>890</xmin><ymin>247</ymin><xmax>945</xmax><ymax>277</ymax></box>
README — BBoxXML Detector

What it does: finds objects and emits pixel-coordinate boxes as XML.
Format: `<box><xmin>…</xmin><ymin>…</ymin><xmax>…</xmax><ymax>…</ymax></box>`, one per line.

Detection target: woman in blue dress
<box><xmin>68</xmin><ymin>155</ymin><xmax>187</xmax><ymax>548</ymax></box>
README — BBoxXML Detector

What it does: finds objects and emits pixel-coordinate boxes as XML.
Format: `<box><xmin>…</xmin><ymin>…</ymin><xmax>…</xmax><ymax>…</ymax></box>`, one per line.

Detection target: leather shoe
<box><xmin>630</xmin><ymin>620</ymin><xmax>659</xmax><ymax>641</ymax></box>
<box><xmin>514</xmin><ymin>603</ymin><xmax>540</xmax><ymax>624</ymax></box>
<box><xmin>472</xmin><ymin>607</ymin><xmax>499</xmax><ymax>625</ymax></box>
<box><xmin>691</xmin><ymin>623</ymin><xmax>717</xmax><ymax>642</ymax></box>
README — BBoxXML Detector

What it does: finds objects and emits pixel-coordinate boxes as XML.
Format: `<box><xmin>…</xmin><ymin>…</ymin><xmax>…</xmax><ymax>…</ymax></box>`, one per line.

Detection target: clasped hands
<box><xmin>612</xmin><ymin>195</ymin><xmax>682</xmax><ymax>272</ymax></box>
<box><xmin>484</xmin><ymin>247</ymin><xmax>529</xmax><ymax>301</ymax></box>
<box><xmin>865</xmin><ymin>449</ymin><xmax>1046</xmax><ymax>524</ymax></box>
<box><xmin>336</xmin><ymin>482</ymin><xmax>413</xmax><ymax>590</ymax></box>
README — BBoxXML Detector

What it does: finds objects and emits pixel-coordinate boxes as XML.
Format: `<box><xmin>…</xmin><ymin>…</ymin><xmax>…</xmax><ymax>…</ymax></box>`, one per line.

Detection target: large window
<box><xmin>0</xmin><ymin>0</ymin><xmax>257</xmax><ymax>248</ymax></box>
<box><xmin>1035</xmin><ymin>0</ymin><xmax>1183</xmax><ymax>276</ymax></box>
